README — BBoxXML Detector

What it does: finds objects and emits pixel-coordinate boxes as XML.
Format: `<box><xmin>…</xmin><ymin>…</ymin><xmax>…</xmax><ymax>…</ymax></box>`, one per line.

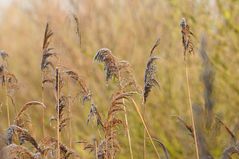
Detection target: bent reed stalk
<box><xmin>130</xmin><ymin>98</ymin><xmax>161</xmax><ymax>159</ymax></box>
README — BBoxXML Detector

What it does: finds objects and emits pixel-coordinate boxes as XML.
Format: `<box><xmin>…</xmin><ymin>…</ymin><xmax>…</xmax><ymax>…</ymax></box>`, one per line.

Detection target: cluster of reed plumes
<box><xmin>0</xmin><ymin>16</ymin><xmax>238</xmax><ymax>159</ymax></box>
<box><xmin>0</xmin><ymin>20</ymin><xmax>162</xmax><ymax>159</ymax></box>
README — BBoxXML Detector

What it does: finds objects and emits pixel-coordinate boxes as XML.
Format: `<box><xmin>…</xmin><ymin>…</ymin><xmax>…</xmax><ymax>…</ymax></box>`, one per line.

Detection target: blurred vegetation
<box><xmin>0</xmin><ymin>0</ymin><xmax>238</xmax><ymax>158</ymax></box>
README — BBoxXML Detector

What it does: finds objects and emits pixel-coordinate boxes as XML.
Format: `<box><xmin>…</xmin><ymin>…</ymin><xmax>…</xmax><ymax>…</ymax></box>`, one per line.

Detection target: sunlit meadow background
<box><xmin>0</xmin><ymin>0</ymin><xmax>238</xmax><ymax>158</ymax></box>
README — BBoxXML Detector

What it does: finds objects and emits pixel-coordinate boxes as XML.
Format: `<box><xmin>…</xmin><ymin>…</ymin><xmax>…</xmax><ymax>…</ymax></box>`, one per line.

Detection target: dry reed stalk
<box><xmin>118</xmin><ymin>89</ymin><xmax>134</xmax><ymax>159</ymax></box>
<box><xmin>41</xmin><ymin>73</ymin><xmax>45</xmax><ymax>137</ymax></box>
<box><xmin>56</xmin><ymin>67</ymin><xmax>61</xmax><ymax>159</ymax></box>
<box><xmin>67</xmin><ymin>77</ymin><xmax>72</xmax><ymax>148</ymax></box>
<box><xmin>14</xmin><ymin>101</ymin><xmax>46</xmax><ymax>130</ymax></box>
<box><xmin>122</xmin><ymin>99</ymin><xmax>134</xmax><ymax>159</ymax></box>
<box><xmin>94</xmin><ymin>139</ymin><xmax>98</xmax><ymax>159</ymax></box>
<box><xmin>118</xmin><ymin>60</ymin><xmax>141</xmax><ymax>159</ymax></box>
<box><xmin>119</xmin><ymin>68</ymin><xmax>134</xmax><ymax>159</ymax></box>
<box><xmin>185</xmin><ymin>60</ymin><xmax>199</xmax><ymax>149</ymax></box>
<box><xmin>69</xmin><ymin>95</ymin><xmax>73</xmax><ymax>149</ymax></box>
<box><xmin>180</xmin><ymin>18</ymin><xmax>199</xmax><ymax>159</ymax></box>
<box><xmin>215</xmin><ymin>117</ymin><xmax>237</xmax><ymax>144</ymax></box>
<box><xmin>152</xmin><ymin>137</ymin><xmax>170</xmax><ymax>159</ymax></box>
<box><xmin>5</xmin><ymin>78</ymin><xmax>10</xmax><ymax>127</ymax></box>
<box><xmin>185</xmin><ymin>53</ymin><xmax>200</xmax><ymax>159</ymax></box>
<box><xmin>143</xmin><ymin>104</ymin><xmax>146</xmax><ymax>159</ymax></box>
<box><xmin>130</xmin><ymin>98</ymin><xmax>161</xmax><ymax>159</ymax></box>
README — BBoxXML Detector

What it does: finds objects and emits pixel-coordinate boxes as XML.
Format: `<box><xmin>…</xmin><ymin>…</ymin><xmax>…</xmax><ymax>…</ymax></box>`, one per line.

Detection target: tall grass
<box><xmin>0</xmin><ymin>1</ymin><xmax>239</xmax><ymax>158</ymax></box>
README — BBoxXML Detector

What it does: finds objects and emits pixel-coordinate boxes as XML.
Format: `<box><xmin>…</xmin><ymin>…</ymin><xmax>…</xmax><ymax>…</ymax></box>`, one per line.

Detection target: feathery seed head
<box><xmin>180</xmin><ymin>18</ymin><xmax>187</xmax><ymax>28</ymax></box>
<box><xmin>143</xmin><ymin>56</ymin><xmax>160</xmax><ymax>103</ymax></box>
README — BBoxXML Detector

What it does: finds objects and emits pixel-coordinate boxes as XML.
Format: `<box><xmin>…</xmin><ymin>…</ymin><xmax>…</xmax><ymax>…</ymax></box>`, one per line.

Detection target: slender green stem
<box><xmin>123</xmin><ymin>98</ymin><xmax>134</xmax><ymax>159</ymax></box>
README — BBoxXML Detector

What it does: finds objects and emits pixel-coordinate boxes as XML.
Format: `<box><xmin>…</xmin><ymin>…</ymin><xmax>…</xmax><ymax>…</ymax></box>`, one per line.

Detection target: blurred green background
<box><xmin>0</xmin><ymin>0</ymin><xmax>238</xmax><ymax>158</ymax></box>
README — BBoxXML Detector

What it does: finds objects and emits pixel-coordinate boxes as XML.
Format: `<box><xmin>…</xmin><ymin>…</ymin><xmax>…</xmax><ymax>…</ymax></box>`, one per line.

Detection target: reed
<box><xmin>180</xmin><ymin>18</ymin><xmax>199</xmax><ymax>159</ymax></box>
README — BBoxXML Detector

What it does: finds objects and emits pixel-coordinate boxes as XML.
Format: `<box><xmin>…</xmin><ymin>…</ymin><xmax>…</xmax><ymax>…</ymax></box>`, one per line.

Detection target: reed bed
<box><xmin>0</xmin><ymin>1</ymin><xmax>238</xmax><ymax>158</ymax></box>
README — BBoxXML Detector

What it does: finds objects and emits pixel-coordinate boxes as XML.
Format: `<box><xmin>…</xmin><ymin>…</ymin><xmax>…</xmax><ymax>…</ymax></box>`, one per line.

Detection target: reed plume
<box><xmin>41</xmin><ymin>23</ymin><xmax>56</xmax><ymax>72</ymax></box>
<box><xmin>83</xmin><ymin>91</ymin><xmax>135</xmax><ymax>159</ymax></box>
<box><xmin>87</xmin><ymin>102</ymin><xmax>103</xmax><ymax>127</ymax></box>
<box><xmin>180</xmin><ymin>18</ymin><xmax>195</xmax><ymax>59</ymax></box>
<box><xmin>64</xmin><ymin>69</ymin><xmax>91</xmax><ymax>103</ymax></box>
<box><xmin>180</xmin><ymin>17</ymin><xmax>199</xmax><ymax>159</ymax></box>
<box><xmin>94</xmin><ymin>48</ymin><xmax>119</xmax><ymax>82</ymax></box>
<box><xmin>0</xmin><ymin>144</ymin><xmax>38</xmax><ymax>159</ymax></box>
<box><xmin>41</xmin><ymin>22</ymin><xmax>57</xmax><ymax>137</ymax></box>
<box><xmin>142</xmin><ymin>38</ymin><xmax>160</xmax><ymax>158</ymax></box>
<box><xmin>6</xmin><ymin>125</ymin><xmax>41</xmax><ymax>153</ymax></box>
<box><xmin>102</xmin><ymin>91</ymin><xmax>134</xmax><ymax>159</ymax></box>
<box><xmin>94</xmin><ymin>48</ymin><xmax>138</xmax><ymax>159</ymax></box>
<box><xmin>56</xmin><ymin>96</ymin><xmax>70</xmax><ymax>132</ymax></box>
<box><xmin>143</xmin><ymin>56</ymin><xmax>160</xmax><ymax>104</ymax></box>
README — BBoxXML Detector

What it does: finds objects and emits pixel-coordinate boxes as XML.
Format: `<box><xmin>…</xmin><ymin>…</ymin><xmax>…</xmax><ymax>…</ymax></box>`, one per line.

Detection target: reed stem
<box><xmin>41</xmin><ymin>73</ymin><xmax>45</xmax><ymax>137</ymax></box>
<box><xmin>123</xmin><ymin>98</ymin><xmax>134</xmax><ymax>159</ymax></box>
<box><xmin>56</xmin><ymin>67</ymin><xmax>60</xmax><ymax>159</ymax></box>
<box><xmin>143</xmin><ymin>103</ymin><xmax>146</xmax><ymax>159</ymax></box>
<box><xmin>130</xmin><ymin>98</ymin><xmax>161</xmax><ymax>159</ymax></box>
<box><xmin>5</xmin><ymin>78</ymin><xmax>10</xmax><ymax>127</ymax></box>
<box><xmin>184</xmin><ymin>59</ymin><xmax>199</xmax><ymax>159</ymax></box>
